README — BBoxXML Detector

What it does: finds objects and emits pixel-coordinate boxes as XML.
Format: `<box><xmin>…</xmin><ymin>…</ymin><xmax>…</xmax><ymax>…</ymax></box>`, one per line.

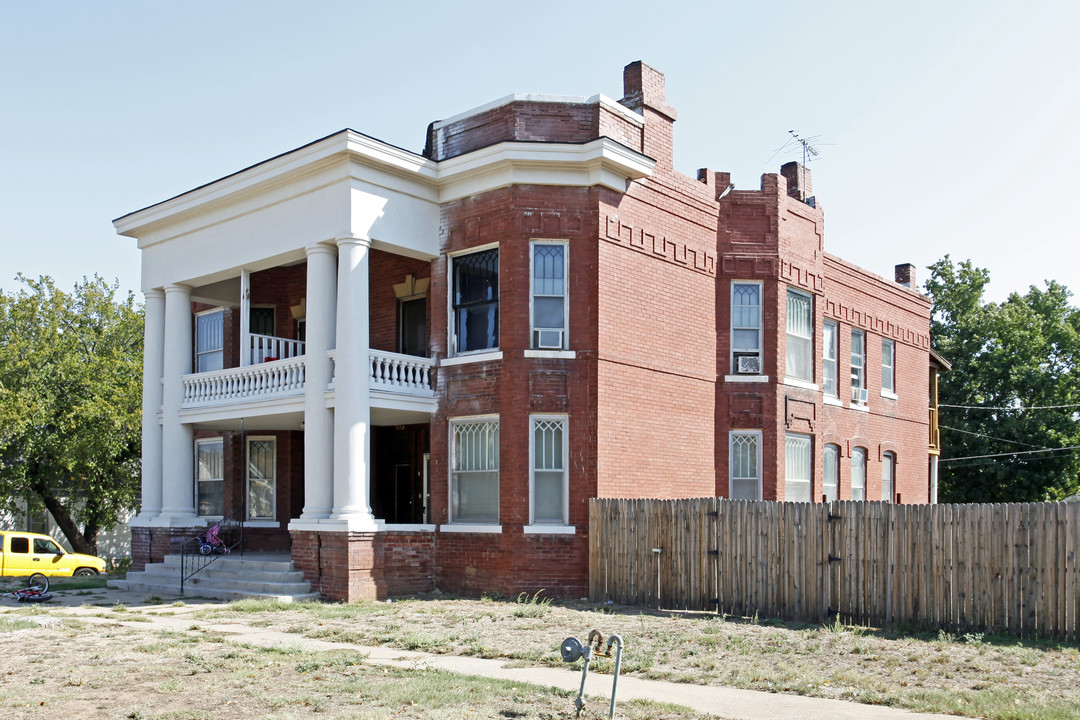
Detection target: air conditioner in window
<box><xmin>736</xmin><ymin>355</ymin><xmax>762</xmax><ymax>374</ymax></box>
<box><xmin>851</xmin><ymin>387</ymin><xmax>869</xmax><ymax>404</ymax></box>
<box><xmin>534</xmin><ymin>329</ymin><xmax>564</xmax><ymax>350</ymax></box>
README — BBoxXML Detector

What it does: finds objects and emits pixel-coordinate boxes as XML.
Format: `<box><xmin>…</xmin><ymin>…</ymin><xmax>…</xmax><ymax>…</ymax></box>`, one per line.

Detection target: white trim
<box><xmin>447</xmin><ymin>240</ymin><xmax>500</xmax><ymax>257</ymax></box>
<box><xmin>850</xmin><ymin>402</ymin><xmax>870</xmax><ymax>413</ymax></box>
<box><xmin>785</xmin><ymin>287</ymin><xmax>814</xmax><ymax>383</ymax></box>
<box><xmin>880</xmin><ymin>390</ymin><xmax>899</xmax><ymax>400</ymax></box>
<box><xmin>823</xmin><ymin>318</ymin><xmax>839</xmax><ymax>399</ymax></box>
<box><xmin>523</xmin><ymin>525</ymin><xmax>576</xmax><ymax>535</ymax></box>
<box><xmin>731</xmin><ymin>280</ymin><xmax>763</xmax><ymax>376</ymax></box>
<box><xmin>783</xmin><ymin>378</ymin><xmax>819</xmax><ymax>392</ymax></box>
<box><xmin>431</xmin><ymin>93</ymin><xmax>644</xmax><ymax>131</ymax></box>
<box><xmin>529</xmin><ymin>414</ymin><xmax>569</xmax><ymax>527</ymax></box>
<box><xmin>724</xmin><ymin>375</ymin><xmax>770</xmax><ymax>383</ymax></box>
<box><xmin>823</xmin><ymin>395</ymin><xmax>844</xmax><ymax>407</ymax></box>
<box><xmin>382</xmin><ymin>523</ymin><xmax>436</xmax><ymax>532</ymax></box>
<box><xmin>728</xmin><ymin>430</ymin><xmax>763</xmax><ymax>501</ymax></box>
<box><xmin>530</xmin><ymin>239</ymin><xmax>569</xmax><ymax>351</ymax></box>
<box><xmin>448</xmin><ymin>414</ymin><xmax>500</xmax><ymax>525</ymax></box>
<box><xmin>244</xmin><ymin>520</ymin><xmax>280</xmax><ymax>528</ymax></box>
<box><xmin>439</xmin><ymin>524</ymin><xmax>503</xmax><ymax>534</ymax></box>
<box><xmin>246</xmin><ymin>435</ymin><xmax>277</xmax><ymax>521</ymax></box>
<box><xmin>194</xmin><ymin>307</ymin><xmax>225</xmax><ymax>373</ymax></box>
<box><xmin>524</xmin><ymin>350</ymin><xmax>576</xmax><ymax>359</ymax></box>
<box><xmin>441</xmin><ymin>351</ymin><xmax>504</xmax><ymax>366</ymax></box>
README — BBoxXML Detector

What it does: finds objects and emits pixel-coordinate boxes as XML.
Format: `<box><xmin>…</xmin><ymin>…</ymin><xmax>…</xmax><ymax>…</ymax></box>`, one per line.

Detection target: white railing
<box><xmin>369</xmin><ymin>350</ymin><xmax>435</xmax><ymax>395</ymax></box>
<box><xmin>250</xmin><ymin>333</ymin><xmax>305</xmax><ymax>365</ymax></box>
<box><xmin>182</xmin><ymin>356</ymin><xmax>306</xmax><ymax>406</ymax></box>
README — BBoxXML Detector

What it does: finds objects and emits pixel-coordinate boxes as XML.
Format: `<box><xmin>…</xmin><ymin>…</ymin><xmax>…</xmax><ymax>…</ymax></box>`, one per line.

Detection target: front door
<box><xmin>371</xmin><ymin>424</ymin><xmax>429</xmax><ymax>524</ymax></box>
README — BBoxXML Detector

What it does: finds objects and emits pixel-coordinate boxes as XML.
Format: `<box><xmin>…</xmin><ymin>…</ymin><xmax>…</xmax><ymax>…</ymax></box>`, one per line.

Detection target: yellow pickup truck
<box><xmin>0</xmin><ymin>531</ymin><xmax>107</xmax><ymax>577</ymax></box>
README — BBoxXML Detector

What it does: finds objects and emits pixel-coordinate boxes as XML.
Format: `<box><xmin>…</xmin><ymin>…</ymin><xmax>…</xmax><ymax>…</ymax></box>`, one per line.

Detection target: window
<box><xmin>823</xmin><ymin>444</ymin><xmax>839</xmax><ymax>502</ymax></box>
<box><xmin>450</xmin><ymin>417</ymin><xmax>499</xmax><ymax>523</ymax></box>
<box><xmin>196</xmin><ymin>438</ymin><xmax>224</xmax><ymax>516</ymax></box>
<box><xmin>823</xmin><ymin>320</ymin><xmax>838</xmax><ymax>397</ymax></box>
<box><xmin>530</xmin><ymin>416</ymin><xmax>568</xmax><ymax>524</ymax></box>
<box><xmin>785</xmin><ymin>433</ymin><xmax>812</xmax><ymax>502</ymax></box>
<box><xmin>9</xmin><ymin>536</ymin><xmax>29</xmax><ymax>554</ymax></box>
<box><xmin>850</xmin><ymin>329</ymin><xmax>866</xmax><ymax>404</ymax></box>
<box><xmin>882</xmin><ymin>339</ymin><xmax>895</xmax><ymax>394</ymax></box>
<box><xmin>786</xmin><ymin>289</ymin><xmax>813</xmax><ymax>381</ymax></box>
<box><xmin>33</xmin><ymin>537</ymin><xmax>61</xmax><ymax>554</ymax></box>
<box><xmin>452</xmin><ymin>249</ymin><xmax>499</xmax><ymax>354</ymax></box>
<box><xmin>729</xmin><ymin>431</ymin><xmax>761</xmax><ymax>500</ymax></box>
<box><xmin>531</xmin><ymin>242</ymin><xmax>567</xmax><ymax>350</ymax></box>
<box><xmin>851</xmin><ymin>447</ymin><xmax>866</xmax><ymax>501</ymax></box>
<box><xmin>249</xmin><ymin>307</ymin><xmax>277</xmax><ymax>363</ymax></box>
<box><xmin>247</xmin><ymin>437</ymin><xmax>276</xmax><ymax>520</ymax></box>
<box><xmin>882</xmin><ymin>451</ymin><xmax>896</xmax><ymax>502</ymax></box>
<box><xmin>399</xmin><ymin>297</ymin><xmax>427</xmax><ymax>357</ymax></box>
<box><xmin>195</xmin><ymin>309</ymin><xmax>224</xmax><ymax>372</ymax></box>
<box><xmin>732</xmin><ymin>282</ymin><xmax>762</xmax><ymax>373</ymax></box>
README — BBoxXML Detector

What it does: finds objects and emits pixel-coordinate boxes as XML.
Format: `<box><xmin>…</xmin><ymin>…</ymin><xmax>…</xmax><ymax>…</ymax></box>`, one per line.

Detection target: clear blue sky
<box><xmin>2</xmin><ymin>0</ymin><xmax>1077</xmax><ymax>304</ymax></box>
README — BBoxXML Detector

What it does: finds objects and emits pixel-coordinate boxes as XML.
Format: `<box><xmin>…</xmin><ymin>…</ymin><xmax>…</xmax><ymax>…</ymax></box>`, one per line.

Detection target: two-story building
<box><xmin>115</xmin><ymin>62</ymin><xmax>938</xmax><ymax>601</ymax></box>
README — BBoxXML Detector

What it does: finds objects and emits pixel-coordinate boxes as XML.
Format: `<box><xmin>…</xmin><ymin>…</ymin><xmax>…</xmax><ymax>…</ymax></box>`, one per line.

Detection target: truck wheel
<box><xmin>73</xmin><ymin>568</ymin><xmax>98</xmax><ymax>577</ymax></box>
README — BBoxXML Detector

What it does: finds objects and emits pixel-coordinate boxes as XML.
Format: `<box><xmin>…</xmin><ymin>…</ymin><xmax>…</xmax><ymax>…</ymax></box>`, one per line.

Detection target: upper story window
<box><xmin>784</xmin><ymin>433</ymin><xmax>812</xmax><ymax>502</ymax></box>
<box><xmin>882</xmin><ymin>451</ymin><xmax>896</xmax><ymax>502</ymax></box>
<box><xmin>732</xmin><ymin>282</ymin><xmax>762</xmax><ymax>374</ymax></box>
<box><xmin>850</xmin><ymin>329</ymin><xmax>866</xmax><ymax>404</ymax></box>
<box><xmin>729</xmin><ymin>431</ymin><xmax>761</xmax><ymax>500</ymax></box>
<box><xmin>823</xmin><ymin>443</ymin><xmax>839</xmax><ymax>502</ymax></box>
<box><xmin>530</xmin><ymin>415</ymin><xmax>568</xmax><ymax>525</ymax></box>
<box><xmin>882</xmin><ymin>339</ymin><xmax>896</xmax><ymax>394</ymax></box>
<box><xmin>450</xmin><ymin>417</ymin><xmax>500</xmax><ymax>523</ymax></box>
<box><xmin>851</xmin><ymin>447</ymin><xmax>867</xmax><ymax>501</ymax></box>
<box><xmin>823</xmin><ymin>320</ymin><xmax>838</xmax><ymax>397</ymax></box>
<box><xmin>195</xmin><ymin>309</ymin><xmax>224</xmax><ymax>372</ymax></box>
<box><xmin>451</xmin><ymin>248</ymin><xmax>499</xmax><ymax>355</ymax></box>
<box><xmin>531</xmin><ymin>242</ymin><xmax>567</xmax><ymax>350</ymax></box>
<box><xmin>785</xmin><ymin>289</ymin><xmax>813</xmax><ymax>381</ymax></box>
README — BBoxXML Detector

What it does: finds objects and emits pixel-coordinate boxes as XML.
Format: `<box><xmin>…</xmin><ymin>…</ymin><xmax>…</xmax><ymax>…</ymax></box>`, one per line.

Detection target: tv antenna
<box><xmin>788</xmin><ymin>130</ymin><xmax>820</xmax><ymax>167</ymax></box>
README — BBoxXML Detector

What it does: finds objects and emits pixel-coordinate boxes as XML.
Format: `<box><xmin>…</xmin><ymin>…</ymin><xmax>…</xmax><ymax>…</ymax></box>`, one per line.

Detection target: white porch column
<box><xmin>135</xmin><ymin>288</ymin><xmax>165</xmax><ymax>521</ymax></box>
<box><xmin>329</xmin><ymin>235</ymin><xmax>380</xmax><ymax>530</ymax></box>
<box><xmin>299</xmin><ymin>242</ymin><xmax>337</xmax><ymax>520</ymax></box>
<box><xmin>159</xmin><ymin>284</ymin><xmax>197</xmax><ymax>522</ymax></box>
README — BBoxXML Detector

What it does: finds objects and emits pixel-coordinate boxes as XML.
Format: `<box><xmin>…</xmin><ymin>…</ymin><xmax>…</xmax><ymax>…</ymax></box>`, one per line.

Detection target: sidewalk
<box><xmin>37</xmin><ymin>586</ymin><xmax>951</xmax><ymax>720</ymax></box>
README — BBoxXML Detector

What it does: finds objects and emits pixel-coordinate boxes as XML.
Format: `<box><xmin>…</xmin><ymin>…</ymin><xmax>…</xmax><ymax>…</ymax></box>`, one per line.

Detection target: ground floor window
<box><xmin>851</xmin><ymin>447</ymin><xmax>867</xmax><ymax>501</ymax></box>
<box><xmin>530</xmin><ymin>415</ymin><xmax>567</xmax><ymax>524</ymax></box>
<box><xmin>729</xmin><ymin>431</ymin><xmax>761</xmax><ymax>500</ymax></box>
<box><xmin>823</xmin><ymin>443</ymin><xmax>840</xmax><ymax>502</ymax></box>
<box><xmin>247</xmin><ymin>437</ymin><xmax>276</xmax><ymax>519</ymax></box>
<box><xmin>450</xmin><ymin>417</ymin><xmax>499</xmax><ymax>523</ymax></box>
<box><xmin>196</xmin><ymin>438</ymin><xmax>224</xmax><ymax>516</ymax></box>
<box><xmin>882</xmin><ymin>451</ymin><xmax>896</xmax><ymax>502</ymax></box>
<box><xmin>785</xmin><ymin>433</ymin><xmax>812</xmax><ymax>502</ymax></box>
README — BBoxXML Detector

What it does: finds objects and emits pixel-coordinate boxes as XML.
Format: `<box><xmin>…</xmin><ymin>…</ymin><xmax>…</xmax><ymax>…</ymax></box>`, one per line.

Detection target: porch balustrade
<box><xmin>250</xmin><ymin>333</ymin><xmax>305</xmax><ymax>365</ymax></box>
<box><xmin>182</xmin><ymin>356</ymin><xmax>306</xmax><ymax>407</ymax></box>
<box><xmin>369</xmin><ymin>349</ymin><xmax>435</xmax><ymax>395</ymax></box>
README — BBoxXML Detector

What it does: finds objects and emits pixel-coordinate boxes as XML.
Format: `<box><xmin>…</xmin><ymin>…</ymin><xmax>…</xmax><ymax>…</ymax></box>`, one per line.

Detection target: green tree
<box><xmin>926</xmin><ymin>256</ymin><xmax>1080</xmax><ymax>502</ymax></box>
<box><xmin>0</xmin><ymin>275</ymin><xmax>142</xmax><ymax>554</ymax></box>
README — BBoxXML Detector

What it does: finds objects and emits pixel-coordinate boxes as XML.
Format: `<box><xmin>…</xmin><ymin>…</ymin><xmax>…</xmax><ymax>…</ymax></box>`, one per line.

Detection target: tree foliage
<box><xmin>0</xmin><ymin>275</ymin><xmax>142</xmax><ymax>553</ymax></box>
<box><xmin>927</xmin><ymin>257</ymin><xmax>1080</xmax><ymax>502</ymax></box>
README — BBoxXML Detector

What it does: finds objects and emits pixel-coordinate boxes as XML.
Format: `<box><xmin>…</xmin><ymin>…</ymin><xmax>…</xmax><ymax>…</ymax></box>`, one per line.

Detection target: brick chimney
<box><xmin>620</xmin><ymin>61</ymin><xmax>677</xmax><ymax>170</ymax></box>
<box><xmin>895</xmin><ymin>263</ymin><xmax>916</xmax><ymax>288</ymax></box>
<box><xmin>780</xmin><ymin>162</ymin><xmax>813</xmax><ymax>202</ymax></box>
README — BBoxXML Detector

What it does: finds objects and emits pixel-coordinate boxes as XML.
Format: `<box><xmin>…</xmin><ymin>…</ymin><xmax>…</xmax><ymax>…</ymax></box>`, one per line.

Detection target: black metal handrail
<box><xmin>179</xmin><ymin>507</ymin><xmax>245</xmax><ymax>595</ymax></box>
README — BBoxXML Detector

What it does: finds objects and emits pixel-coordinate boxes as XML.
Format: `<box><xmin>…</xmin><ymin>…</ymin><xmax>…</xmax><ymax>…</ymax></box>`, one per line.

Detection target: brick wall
<box><xmin>369</xmin><ymin>250</ymin><xmax>432</xmax><ymax>353</ymax></box>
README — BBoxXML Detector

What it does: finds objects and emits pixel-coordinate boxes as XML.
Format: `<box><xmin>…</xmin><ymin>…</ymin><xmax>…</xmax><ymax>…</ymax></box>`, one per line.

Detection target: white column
<box><xmin>239</xmin><ymin>269</ymin><xmax>251</xmax><ymax>367</ymax></box>
<box><xmin>329</xmin><ymin>236</ymin><xmax>380</xmax><ymax>530</ymax></box>
<box><xmin>135</xmin><ymin>288</ymin><xmax>165</xmax><ymax>522</ymax></box>
<box><xmin>299</xmin><ymin>243</ymin><xmax>337</xmax><ymax>520</ymax></box>
<box><xmin>159</xmin><ymin>284</ymin><xmax>197</xmax><ymax>522</ymax></box>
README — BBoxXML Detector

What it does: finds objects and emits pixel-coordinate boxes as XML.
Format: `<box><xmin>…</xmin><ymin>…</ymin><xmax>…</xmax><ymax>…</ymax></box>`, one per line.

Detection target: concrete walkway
<box><xmin>21</xmin><ymin>586</ymin><xmax>951</xmax><ymax>720</ymax></box>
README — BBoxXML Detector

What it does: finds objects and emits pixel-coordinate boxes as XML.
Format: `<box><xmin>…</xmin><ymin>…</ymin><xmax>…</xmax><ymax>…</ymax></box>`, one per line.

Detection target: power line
<box><xmin>940</xmin><ymin>402</ymin><xmax>1080</xmax><ymax>411</ymax></box>
<box><xmin>939</xmin><ymin>424</ymin><xmax>1040</xmax><ymax>448</ymax></box>
<box><xmin>939</xmin><ymin>445</ymin><xmax>1080</xmax><ymax>463</ymax></box>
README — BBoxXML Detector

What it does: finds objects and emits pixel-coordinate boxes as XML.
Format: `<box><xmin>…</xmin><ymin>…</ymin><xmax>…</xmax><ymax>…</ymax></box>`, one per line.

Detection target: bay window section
<box><xmin>823</xmin><ymin>320</ymin><xmax>838</xmax><ymax>397</ymax></box>
<box><xmin>452</xmin><ymin>249</ymin><xmax>499</xmax><ymax>355</ymax></box>
<box><xmin>531</xmin><ymin>242</ymin><xmax>567</xmax><ymax>350</ymax></box>
<box><xmin>450</xmin><ymin>417</ymin><xmax>499</xmax><ymax>523</ymax></box>
<box><xmin>785</xmin><ymin>289</ymin><xmax>813</xmax><ymax>382</ymax></box>
<box><xmin>729</xmin><ymin>431</ymin><xmax>761</xmax><ymax>500</ymax></box>
<box><xmin>530</xmin><ymin>416</ymin><xmax>568</xmax><ymax>525</ymax></box>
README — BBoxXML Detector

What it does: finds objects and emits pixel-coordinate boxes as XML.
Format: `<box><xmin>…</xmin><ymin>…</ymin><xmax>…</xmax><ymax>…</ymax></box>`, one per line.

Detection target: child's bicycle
<box><xmin>196</xmin><ymin>523</ymin><xmax>230</xmax><ymax>556</ymax></box>
<box><xmin>2</xmin><ymin>573</ymin><xmax>53</xmax><ymax>603</ymax></box>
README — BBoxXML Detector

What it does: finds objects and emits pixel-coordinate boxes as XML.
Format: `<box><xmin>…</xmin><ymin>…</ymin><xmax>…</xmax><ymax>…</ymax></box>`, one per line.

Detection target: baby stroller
<box><xmin>196</xmin><ymin>523</ymin><xmax>230</xmax><ymax>556</ymax></box>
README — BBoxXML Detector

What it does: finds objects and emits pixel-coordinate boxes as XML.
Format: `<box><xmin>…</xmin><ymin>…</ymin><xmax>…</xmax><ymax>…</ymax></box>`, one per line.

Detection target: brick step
<box><xmin>109</xmin><ymin>553</ymin><xmax>318</xmax><ymax>603</ymax></box>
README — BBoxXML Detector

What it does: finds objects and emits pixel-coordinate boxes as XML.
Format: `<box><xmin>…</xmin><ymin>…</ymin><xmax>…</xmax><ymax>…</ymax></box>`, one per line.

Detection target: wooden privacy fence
<box><xmin>588</xmin><ymin>498</ymin><xmax>1080</xmax><ymax>639</ymax></box>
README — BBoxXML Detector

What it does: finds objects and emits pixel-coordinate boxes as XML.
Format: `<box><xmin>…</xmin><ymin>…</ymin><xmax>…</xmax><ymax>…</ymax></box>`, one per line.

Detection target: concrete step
<box><xmin>109</xmin><ymin>552</ymin><xmax>319</xmax><ymax>603</ymax></box>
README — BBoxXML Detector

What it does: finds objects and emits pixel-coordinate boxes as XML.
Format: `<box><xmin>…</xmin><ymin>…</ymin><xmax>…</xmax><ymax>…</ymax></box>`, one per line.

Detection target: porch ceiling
<box><xmin>189</xmin><ymin>410</ymin><xmax>304</xmax><ymax>432</ymax></box>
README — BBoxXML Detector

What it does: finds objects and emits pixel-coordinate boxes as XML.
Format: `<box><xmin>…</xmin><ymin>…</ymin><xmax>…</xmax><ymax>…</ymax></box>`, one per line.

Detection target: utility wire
<box><xmin>940</xmin><ymin>402</ymin><xmax>1080</xmax><ymax>411</ymax></box>
<box><xmin>939</xmin><ymin>445</ymin><xmax>1080</xmax><ymax>463</ymax></box>
<box><xmin>939</xmin><ymin>424</ymin><xmax>1040</xmax><ymax>448</ymax></box>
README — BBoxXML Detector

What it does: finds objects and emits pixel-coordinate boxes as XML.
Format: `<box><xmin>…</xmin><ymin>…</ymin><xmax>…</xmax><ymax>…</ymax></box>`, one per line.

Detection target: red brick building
<box><xmin>116</xmin><ymin>62</ymin><xmax>937</xmax><ymax>601</ymax></box>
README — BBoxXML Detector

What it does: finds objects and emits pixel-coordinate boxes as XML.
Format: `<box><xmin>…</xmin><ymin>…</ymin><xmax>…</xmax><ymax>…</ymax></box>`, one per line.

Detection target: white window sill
<box><xmin>823</xmin><ymin>395</ymin><xmax>843</xmax><ymax>407</ymax></box>
<box><xmin>880</xmin><ymin>390</ymin><xmax>899</xmax><ymax>400</ymax></box>
<box><xmin>244</xmin><ymin>520</ymin><xmax>280</xmax><ymax>528</ymax></box>
<box><xmin>442</xmin><ymin>351</ymin><xmax>503</xmax><ymax>367</ymax></box>
<box><xmin>439</xmin><ymin>524</ymin><xmax>503</xmax><ymax>534</ymax></box>
<box><xmin>383</xmin><ymin>524</ymin><xmax>436</xmax><ymax>532</ymax></box>
<box><xmin>524</xmin><ymin>349</ymin><xmax>576</xmax><ymax>359</ymax></box>
<box><xmin>783</xmin><ymin>377</ymin><xmax>819</xmax><ymax>391</ymax></box>
<box><xmin>523</xmin><ymin>524</ymin><xmax>576</xmax><ymax>535</ymax></box>
<box><xmin>724</xmin><ymin>375</ymin><xmax>770</xmax><ymax>383</ymax></box>
<box><xmin>850</xmin><ymin>403</ymin><xmax>870</xmax><ymax>412</ymax></box>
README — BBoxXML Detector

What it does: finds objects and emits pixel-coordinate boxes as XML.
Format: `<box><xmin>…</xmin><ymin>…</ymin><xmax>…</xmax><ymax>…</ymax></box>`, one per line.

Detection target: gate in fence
<box><xmin>588</xmin><ymin>498</ymin><xmax>1080</xmax><ymax>639</ymax></box>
